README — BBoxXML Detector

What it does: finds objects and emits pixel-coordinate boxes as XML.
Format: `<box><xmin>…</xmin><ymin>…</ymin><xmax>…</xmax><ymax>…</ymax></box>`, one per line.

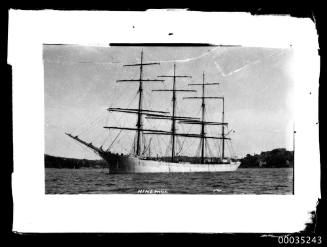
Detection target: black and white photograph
<box><xmin>9</xmin><ymin>10</ymin><xmax>320</xmax><ymax>233</ymax></box>
<box><xmin>44</xmin><ymin>45</ymin><xmax>295</xmax><ymax>194</ymax></box>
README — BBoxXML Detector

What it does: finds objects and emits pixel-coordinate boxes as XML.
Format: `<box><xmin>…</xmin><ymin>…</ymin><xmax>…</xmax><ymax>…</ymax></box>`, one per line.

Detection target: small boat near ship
<box><xmin>66</xmin><ymin>50</ymin><xmax>241</xmax><ymax>173</ymax></box>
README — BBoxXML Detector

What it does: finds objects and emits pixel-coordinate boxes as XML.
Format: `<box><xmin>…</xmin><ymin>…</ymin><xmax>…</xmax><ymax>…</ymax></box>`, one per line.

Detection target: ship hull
<box><xmin>101</xmin><ymin>153</ymin><xmax>241</xmax><ymax>174</ymax></box>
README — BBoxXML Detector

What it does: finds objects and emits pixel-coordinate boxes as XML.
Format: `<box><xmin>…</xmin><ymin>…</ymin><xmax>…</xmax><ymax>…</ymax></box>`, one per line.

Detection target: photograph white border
<box><xmin>9</xmin><ymin>10</ymin><xmax>320</xmax><ymax>233</ymax></box>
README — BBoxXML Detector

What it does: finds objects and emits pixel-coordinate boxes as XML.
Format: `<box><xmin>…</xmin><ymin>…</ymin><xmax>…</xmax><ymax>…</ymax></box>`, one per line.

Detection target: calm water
<box><xmin>45</xmin><ymin>168</ymin><xmax>293</xmax><ymax>194</ymax></box>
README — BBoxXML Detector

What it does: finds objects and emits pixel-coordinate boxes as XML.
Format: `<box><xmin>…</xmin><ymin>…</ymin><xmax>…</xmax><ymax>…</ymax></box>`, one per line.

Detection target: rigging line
<box><xmin>150</xmin><ymin>136</ymin><xmax>156</xmax><ymax>157</ymax></box>
<box><xmin>112</xmin><ymin>80</ymin><xmax>139</xmax><ymax>108</ymax></box>
<box><xmin>204</xmin><ymin>109</ymin><xmax>214</xmax><ymax>124</ymax></box>
<box><xmin>122</xmin><ymin>90</ymin><xmax>139</xmax><ymax>110</ymax></box>
<box><xmin>108</xmin><ymin>84</ymin><xmax>119</xmax><ymax>109</ymax></box>
<box><xmin>110</xmin><ymin>90</ymin><xmax>139</xmax><ymax>128</ymax></box>
<box><xmin>88</xmin><ymin>112</ymin><xmax>108</xmax><ymax>131</ymax></box>
<box><xmin>130</xmin><ymin>132</ymin><xmax>136</xmax><ymax>154</ymax></box>
<box><xmin>204</xmin><ymin>138</ymin><xmax>208</xmax><ymax>158</ymax></box>
<box><xmin>195</xmin><ymin>139</ymin><xmax>201</xmax><ymax>157</ymax></box>
<box><xmin>204</xmin><ymin>107</ymin><xmax>211</xmax><ymax>122</ymax></box>
<box><xmin>93</xmin><ymin>128</ymin><xmax>110</xmax><ymax>147</ymax></box>
<box><xmin>78</xmin><ymin>119</ymin><xmax>102</xmax><ymax>141</ymax></box>
<box><xmin>74</xmin><ymin>139</ymin><xmax>97</xmax><ymax>159</ymax></box>
<box><xmin>215</xmin><ymin>137</ymin><xmax>222</xmax><ymax>158</ymax></box>
<box><xmin>184</xmin><ymin>106</ymin><xmax>201</xmax><ymax>133</ymax></box>
<box><xmin>114</xmin><ymin>131</ymin><xmax>129</xmax><ymax>149</ymax></box>
<box><xmin>153</xmin><ymin>137</ymin><xmax>160</xmax><ymax>157</ymax></box>
<box><xmin>228</xmin><ymin>142</ymin><xmax>233</xmax><ymax>158</ymax></box>
<box><xmin>229</xmin><ymin>140</ymin><xmax>236</xmax><ymax>158</ymax></box>
<box><xmin>231</xmin><ymin>142</ymin><xmax>236</xmax><ymax>156</ymax></box>
<box><xmin>168</xmin><ymin>136</ymin><xmax>174</xmax><ymax>157</ymax></box>
<box><xmin>101</xmin><ymin>114</ymin><xmax>111</xmax><ymax>147</ymax></box>
<box><xmin>79</xmin><ymin>109</ymin><xmax>108</xmax><ymax>136</ymax></box>
<box><xmin>141</xmin><ymin>134</ymin><xmax>148</xmax><ymax>156</ymax></box>
<box><xmin>132</xmin><ymin>131</ymin><xmax>138</xmax><ymax>155</ymax></box>
<box><xmin>155</xmin><ymin>132</ymin><xmax>168</xmax><ymax>155</ymax></box>
<box><xmin>159</xmin><ymin>136</ymin><xmax>165</xmax><ymax>157</ymax></box>
<box><xmin>226</xmin><ymin>141</ymin><xmax>232</xmax><ymax>158</ymax></box>
<box><xmin>162</xmin><ymin>137</ymin><xmax>169</xmax><ymax>156</ymax></box>
<box><xmin>176</xmin><ymin>130</ymin><xmax>189</xmax><ymax>154</ymax></box>
<box><xmin>229</xmin><ymin>140</ymin><xmax>235</xmax><ymax>157</ymax></box>
<box><xmin>73</xmin><ymin>108</ymin><xmax>105</xmax><ymax>136</ymax></box>
<box><xmin>154</xmin><ymin>134</ymin><xmax>162</xmax><ymax>156</ymax></box>
<box><xmin>202</xmin><ymin>138</ymin><xmax>206</xmax><ymax>158</ymax></box>
<box><xmin>205</xmin><ymin>138</ymin><xmax>210</xmax><ymax>157</ymax></box>
<box><xmin>107</xmin><ymin>129</ymin><xmax>124</xmax><ymax>151</ymax></box>
<box><xmin>164</xmin><ymin>133</ymin><xmax>171</xmax><ymax>147</ymax></box>
<box><xmin>176</xmin><ymin>138</ymin><xmax>182</xmax><ymax>155</ymax></box>
<box><xmin>118</xmin><ymin>143</ymin><xmax>130</xmax><ymax>154</ymax></box>
<box><xmin>143</xmin><ymin>136</ymin><xmax>153</xmax><ymax>157</ymax></box>
<box><xmin>178</xmin><ymin>137</ymin><xmax>184</xmax><ymax>155</ymax></box>
<box><xmin>164</xmin><ymin>136</ymin><xmax>172</xmax><ymax>157</ymax></box>
<box><xmin>175</xmin><ymin>115</ymin><xmax>200</xmax><ymax>156</ymax></box>
<box><xmin>176</xmin><ymin>137</ymin><xmax>186</xmax><ymax>156</ymax></box>
<box><xmin>179</xmin><ymin>139</ymin><xmax>192</xmax><ymax>156</ymax></box>
<box><xmin>207</xmin><ymin>139</ymin><xmax>215</xmax><ymax>158</ymax></box>
<box><xmin>175</xmin><ymin>137</ymin><xmax>181</xmax><ymax>155</ymax></box>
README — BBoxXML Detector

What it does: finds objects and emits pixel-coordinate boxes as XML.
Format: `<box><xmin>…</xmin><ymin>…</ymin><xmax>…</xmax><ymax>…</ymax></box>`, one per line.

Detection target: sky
<box><xmin>44</xmin><ymin>45</ymin><xmax>295</xmax><ymax>159</ymax></box>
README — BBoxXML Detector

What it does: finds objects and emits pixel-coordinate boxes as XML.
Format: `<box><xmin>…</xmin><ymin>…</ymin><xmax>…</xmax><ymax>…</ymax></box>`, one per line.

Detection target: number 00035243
<box><xmin>277</xmin><ymin>236</ymin><xmax>322</xmax><ymax>244</ymax></box>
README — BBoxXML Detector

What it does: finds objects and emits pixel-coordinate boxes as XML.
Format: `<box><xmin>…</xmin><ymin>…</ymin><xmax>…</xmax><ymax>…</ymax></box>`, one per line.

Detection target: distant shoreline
<box><xmin>45</xmin><ymin>148</ymin><xmax>293</xmax><ymax>169</ymax></box>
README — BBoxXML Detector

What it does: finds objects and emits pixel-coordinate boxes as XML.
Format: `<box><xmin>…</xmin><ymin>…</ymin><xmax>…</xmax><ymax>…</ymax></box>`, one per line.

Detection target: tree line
<box><xmin>45</xmin><ymin>148</ymin><xmax>294</xmax><ymax>169</ymax></box>
<box><xmin>240</xmin><ymin>148</ymin><xmax>294</xmax><ymax>168</ymax></box>
<box><xmin>44</xmin><ymin>154</ymin><xmax>107</xmax><ymax>169</ymax></box>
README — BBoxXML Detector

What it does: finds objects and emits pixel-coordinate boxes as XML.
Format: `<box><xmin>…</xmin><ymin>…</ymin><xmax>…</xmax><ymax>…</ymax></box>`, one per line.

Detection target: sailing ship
<box><xmin>66</xmin><ymin>50</ymin><xmax>241</xmax><ymax>173</ymax></box>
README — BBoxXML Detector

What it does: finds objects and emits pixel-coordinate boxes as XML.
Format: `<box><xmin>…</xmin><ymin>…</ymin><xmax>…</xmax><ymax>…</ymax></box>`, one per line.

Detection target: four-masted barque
<box><xmin>66</xmin><ymin>50</ymin><xmax>241</xmax><ymax>173</ymax></box>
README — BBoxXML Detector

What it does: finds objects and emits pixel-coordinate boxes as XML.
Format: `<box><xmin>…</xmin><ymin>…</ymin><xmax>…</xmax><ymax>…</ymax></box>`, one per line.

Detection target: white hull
<box><xmin>105</xmin><ymin>154</ymin><xmax>241</xmax><ymax>174</ymax></box>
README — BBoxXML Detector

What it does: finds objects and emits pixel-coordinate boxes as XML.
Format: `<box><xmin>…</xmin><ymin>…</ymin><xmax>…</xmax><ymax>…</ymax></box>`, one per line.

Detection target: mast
<box><xmin>221</xmin><ymin>97</ymin><xmax>225</xmax><ymax>160</ymax></box>
<box><xmin>200</xmin><ymin>73</ymin><xmax>205</xmax><ymax>164</ymax></box>
<box><xmin>115</xmin><ymin>50</ymin><xmax>164</xmax><ymax>156</ymax></box>
<box><xmin>152</xmin><ymin>63</ymin><xmax>194</xmax><ymax>162</ymax></box>
<box><xmin>185</xmin><ymin>72</ymin><xmax>220</xmax><ymax>164</ymax></box>
<box><xmin>136</xmin><ymin>51</ymin><xmax>144</xmax><ymax>156</ymax></box>
<box><xmin>183</xmin><ymin>96</ymin><xmax>227</xmax><ymax>161</ymax></box>
<box><xmin>113</xmin><ymin>63</ymin><xmax>230</xmax><ymax>162</ymax></box>
<box><xmin>171</xmin><ymin>64</ymin><xmax>177</xmax><ymax>162</ymax></box>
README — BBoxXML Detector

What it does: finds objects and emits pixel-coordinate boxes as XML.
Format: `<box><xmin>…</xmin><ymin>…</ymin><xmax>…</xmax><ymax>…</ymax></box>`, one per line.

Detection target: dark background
<box><xmin>2</xmin><ymin>4</ymin><xmax>325</xmax><ymax>245</ymax></box>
